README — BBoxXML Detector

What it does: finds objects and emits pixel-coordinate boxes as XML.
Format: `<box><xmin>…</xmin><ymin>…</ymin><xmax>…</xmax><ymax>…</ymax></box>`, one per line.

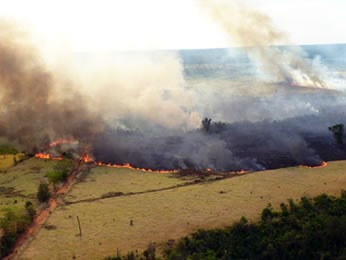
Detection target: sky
<box><xmin>0</xmin><ymin>0</ymin><xmax>345</xmax><ymax>52</ymax></box>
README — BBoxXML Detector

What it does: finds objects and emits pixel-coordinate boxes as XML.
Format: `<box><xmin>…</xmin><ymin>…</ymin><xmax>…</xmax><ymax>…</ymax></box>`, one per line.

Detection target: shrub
<box><xmin>0</xmin><ymin>207</ymin><xmax>32</xmax><ymax>257</ymax></box>
<box><xmin>25</xmin><ymin>201</ymin><xmax>36</xmax><ymax>221</ymax></box>
<box><xmin>46</xmin><ymin>171</ymin><xmax>67</xmax><ymax>186</ymax></box>
<box><xmin>37</xmin><ymin>183</ymin><xmax>50</xmax><ymax>203</ymax></box>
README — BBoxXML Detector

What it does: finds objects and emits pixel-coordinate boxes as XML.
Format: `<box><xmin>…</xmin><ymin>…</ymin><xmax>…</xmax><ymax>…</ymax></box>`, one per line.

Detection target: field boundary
<box><xmin>64</xmin><ymin>171</ymin><xmax>252</xmax><ymax>205</ymax></box>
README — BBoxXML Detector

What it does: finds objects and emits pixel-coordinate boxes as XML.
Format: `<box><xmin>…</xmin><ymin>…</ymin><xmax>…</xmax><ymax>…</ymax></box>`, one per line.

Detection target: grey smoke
<box><xmin>1</xmin><ymin>20</ymin><xmax>346</xmax><ymax>172</ymax></box>
<box><xmin>0</xmin><ymin>21</ymin><xmax>104</xmax><ymax>151</ymax></box>
<box><xmin>199</xmin><ymin>0</ymin><xmax>327</xmax><ymax>88</ymax></box>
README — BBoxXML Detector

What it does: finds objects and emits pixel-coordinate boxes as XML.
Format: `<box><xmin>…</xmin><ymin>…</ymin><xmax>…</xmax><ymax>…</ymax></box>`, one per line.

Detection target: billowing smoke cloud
<box><xmin>199</xmin><ymin>0</ymin><xmax>327</xmax><ymax>88</ymax></box>
<box><xmin>0</xmin><ymin>21</ymin><xmax>104</xmax><ymax>151</ymax></box>
<box><xmin>1</xmin><ymin>18</ymin><xmax>346</xmax><ymax>172</ymax></box>
<box><xmin>92</xmin><ymin>99</ymin><xmax>346</xmax><ymax>171</ymax></box>
<box><xmin>72</xmin><ymin>52</ymin><xmax>201</xmax><ymax>130</ymax></box>
<box><xmin>0</xmin><ymin>21</ymin><xmax>200</xmax><ymax>152</ymax></box>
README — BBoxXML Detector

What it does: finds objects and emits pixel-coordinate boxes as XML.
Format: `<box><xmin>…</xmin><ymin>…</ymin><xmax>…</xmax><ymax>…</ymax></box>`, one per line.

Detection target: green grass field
<box><xmin>13</xmin><ymin>160</ymin><xmax>346</xmax><ymax>260</ymax></box>
<box><xmin>0</xmin><ymin>154</ymin><xmax>25</xmax><ymax>169</ymax></box>
<box><xmin>0</xmin><ymin>158</ymin><xmax>69</xmax><ymax>217</ymax></box>
<box><xmin>65</xmin><ymin>166</ymin><xmax>186</xmax><ymax>203</ymax></box>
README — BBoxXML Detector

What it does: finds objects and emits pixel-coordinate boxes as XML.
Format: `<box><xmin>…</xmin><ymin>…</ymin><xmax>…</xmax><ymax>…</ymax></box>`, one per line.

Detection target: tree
<box><xmin>46</xmin><ymin>160</ymin><xmax>72</xmax><ymax>187</ymax></box>
<box><xmin>202</xmin><ymin>118</ymin><xmax>212</xmax><ymax>133</ymax></box>
<box><xmin>328</xmin><ymin>124</ymin><xmax>344</xmax><ymax>145</ymax></box>
<box><xmin>37</xmin><ymin>183</ymin><xmax>50</xmax><ymax>203</ymax></box>
<box><xmin>25</xmin><ymin>201</ymin><xmax>36</xmax><ymax>221</ymax></box>
<box><xmin>46</xmin><ymin>171</ymin><xmax>67</xmax><ymax>187</ymax></box>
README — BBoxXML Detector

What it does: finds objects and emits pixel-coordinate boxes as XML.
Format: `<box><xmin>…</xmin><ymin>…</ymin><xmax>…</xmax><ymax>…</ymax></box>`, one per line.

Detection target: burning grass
<box><xmin>14</xmin><ymin>160</ymin><xmax>346</xmax><ymax>259</ymax></box>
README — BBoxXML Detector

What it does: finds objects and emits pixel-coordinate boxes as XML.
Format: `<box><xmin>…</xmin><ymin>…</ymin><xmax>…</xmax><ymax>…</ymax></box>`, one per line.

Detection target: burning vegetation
<box><xmin>0</xmin><ymin>7</ymin><xmax>345</xmax><ymax>173</ymax></box>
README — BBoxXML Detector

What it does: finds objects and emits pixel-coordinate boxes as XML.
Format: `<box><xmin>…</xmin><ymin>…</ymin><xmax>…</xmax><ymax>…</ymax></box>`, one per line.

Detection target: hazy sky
<box><xmin>0</xmin><ymin>0</ymin><xmax>345</xmax><ymax>52</ymax></box>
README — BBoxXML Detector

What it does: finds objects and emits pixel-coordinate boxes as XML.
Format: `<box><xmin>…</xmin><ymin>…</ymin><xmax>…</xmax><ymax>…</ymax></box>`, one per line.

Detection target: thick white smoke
<box><xmin>68</xmin><ymin>52</ymin><xmax>201</xmax><ymax>130</ymax></box>
<box><xmin>199</xmin><ymin>0</ymin><xmax>327</xmax><ymax>88</ymax></box>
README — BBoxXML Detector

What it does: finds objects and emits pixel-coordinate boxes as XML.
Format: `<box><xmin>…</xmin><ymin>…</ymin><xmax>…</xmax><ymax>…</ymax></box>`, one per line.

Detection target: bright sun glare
<box><xmin>0</xmin><ymin>0</ymin><xmax>345</xmax><ymax>52</ymax></box>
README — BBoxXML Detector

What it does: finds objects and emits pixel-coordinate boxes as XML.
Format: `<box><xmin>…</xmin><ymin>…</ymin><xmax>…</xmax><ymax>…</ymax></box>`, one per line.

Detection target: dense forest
<box><xmin>107</xmin><ymin>190</ymin><xmax>346</xmax><ymax>259</ymax></box>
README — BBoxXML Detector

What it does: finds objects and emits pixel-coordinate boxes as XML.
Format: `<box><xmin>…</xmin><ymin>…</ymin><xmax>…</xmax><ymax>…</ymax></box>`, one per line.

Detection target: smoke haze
<box><xmin>0</xmin><ymin>21</ymin><xmax>104</xmax><ymax>151</ymax></box>
<box><xmin>199</xmin><ymin>0</ymin><xmax>327</xmax><ymax>88</ymax></box>
<box><xmin>0</xmin><ymin>6</ymin><xmax>346</xmax><ymax>171</ymax></box>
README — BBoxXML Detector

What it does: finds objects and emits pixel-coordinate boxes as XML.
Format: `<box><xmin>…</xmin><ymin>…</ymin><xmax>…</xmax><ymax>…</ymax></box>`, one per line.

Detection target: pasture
<box><xmin>14</xmin><ymin>160</ymin><xmax>346</xmax><ymax>259</ymax></box>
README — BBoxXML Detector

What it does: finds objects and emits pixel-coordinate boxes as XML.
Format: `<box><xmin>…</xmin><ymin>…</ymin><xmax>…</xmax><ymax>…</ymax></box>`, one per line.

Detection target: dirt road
<box><xmin>4</xmin><ymin>164</ymin><xmax>84</xmax><ymax>260</ymax></box>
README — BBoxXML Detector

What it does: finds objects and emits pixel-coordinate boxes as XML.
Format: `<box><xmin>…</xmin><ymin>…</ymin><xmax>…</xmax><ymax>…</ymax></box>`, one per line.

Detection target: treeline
<box><xmin>106</xmin><ymin>191</ymin><xmax>346</xmax><ymax>260</ymax></box>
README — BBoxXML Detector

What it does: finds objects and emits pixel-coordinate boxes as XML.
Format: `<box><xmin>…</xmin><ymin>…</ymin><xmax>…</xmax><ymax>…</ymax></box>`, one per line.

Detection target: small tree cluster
<box><xmin>46</xmin><ymin>160</ymin><xmax>72</xmax><ymax>187</ymax></box>
<box><xmin>46</xmin><ymin>171</ymin><xmax>68</xmax><ymax>187</ymax></box>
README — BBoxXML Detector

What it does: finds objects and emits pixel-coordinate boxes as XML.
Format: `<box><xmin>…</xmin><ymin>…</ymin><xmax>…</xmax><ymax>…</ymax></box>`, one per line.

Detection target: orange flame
<box><xmin>92</xmin><ymin>160</ymin><xmax>176</xmax><ymax>174</ymax></box>
<box><xmin>35</xmin><ymin>153</ymin><xmax>51</xmax><ymax>159</ymax></box>
<box><xmin>234</xmin><ymin>170</ymin><xmax>247</xmax><ymax>174</ymax></box>
<box><xmin>81</xmin><ymin>153</ymin><xmax>93</xmax><ymax>163</ymax></box>
<box><xmin>35</xmin><ymin>153</ymin><xmax>62</xmax><ymax>160</ymax></box>
<box><xmin>35</xmin><ymin>139</ymin><xmax>248</xmax><ymax>174</ymax></box>
<box><xmin>300</xmin><ymin>161</ymin><xmax>327</xmax><ymax>168</ymax></box>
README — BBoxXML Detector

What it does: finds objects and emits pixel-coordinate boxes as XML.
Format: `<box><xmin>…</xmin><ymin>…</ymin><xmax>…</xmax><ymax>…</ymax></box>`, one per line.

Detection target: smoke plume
<box><xmin>0</xmin><ymin>21</ymin><xmax>104</xmax><ymax>151</ymax></box>
<box><xmin>0</xmin><ymin>17</ymin><xmax>345</xmax><ymax>172</ymax></box>
<box><xmin>199</xmin><ymin>0</ymin><xmax>327</xmax><ymax>88</ymax></box>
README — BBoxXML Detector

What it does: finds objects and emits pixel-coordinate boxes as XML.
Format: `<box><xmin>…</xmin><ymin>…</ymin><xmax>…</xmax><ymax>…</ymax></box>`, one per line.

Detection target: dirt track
<box><xmin>4</xmin><ymin>164</ymin><xmax>84</xmax><ymax>260</ymax></box>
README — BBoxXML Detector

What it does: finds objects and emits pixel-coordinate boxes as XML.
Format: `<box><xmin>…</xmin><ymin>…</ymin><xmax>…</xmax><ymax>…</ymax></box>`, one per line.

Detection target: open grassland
<box><xmin>65</xmin><ymin>166</ymin><xmax>186</xmax><ymax>203</ymax></box>
<box><xmin>16</xmin><ymin>161</ymin><xmax>346</xmax><ymax>260</ymax></box>
<box><xmin>0</xmin><ymin>154</ymin><xmax>25</xmax><ymax>169</ymax></box>
<box><xmin>0</xmin><ymin>158</ymin><xmax>66</xmax><ymax>217</ymax></box>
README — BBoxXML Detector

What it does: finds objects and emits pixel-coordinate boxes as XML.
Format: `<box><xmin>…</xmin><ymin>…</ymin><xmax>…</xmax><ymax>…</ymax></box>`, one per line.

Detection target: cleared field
<box><xmin>16</xmin><ymin>161</ymin><xmax>346</xmax><ymax>260</ymax></box>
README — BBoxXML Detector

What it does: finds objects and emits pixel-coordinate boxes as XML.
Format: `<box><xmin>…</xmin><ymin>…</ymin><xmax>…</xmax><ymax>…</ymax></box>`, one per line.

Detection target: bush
<box><xmin>25</xmin><ymin>201</ymin><xmax>36</xmax><ymax>221</ymax></box>
<box><xmin>46</xmin><ymin>160</ymin><xmax>72</xmax><ymax>187</ymax></box>
<box><xmin>46</xmin><ymin>171</ymin><xmax>67</xmax><ymax>186</ymax></box>
<box><xmin>37</xmin><ymin>183</ymin><xmax>50</xmax><ymax>203</ymax></box>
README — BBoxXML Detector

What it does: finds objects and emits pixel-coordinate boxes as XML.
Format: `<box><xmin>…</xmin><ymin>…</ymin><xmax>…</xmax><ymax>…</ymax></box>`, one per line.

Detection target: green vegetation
<box><xmin>24</xmin><ymin>201</ymin><xmax>36</xmax><ymax>221</ymax></box>
<box><xmin>15</xmin><ymin>161</ymin><xmax>346</xmax><ymax>259</ymax></box>
<box><xmin>163</xmin><ymin>191</ymin><xmax>346</xmax><ymax>260</ymax></box>
<box><xmin>46</xmin><ymin>160</ymin><xmax>72</xmax><ymax>187</ymax></box>
<box><xmin>0</xmin><ymin>202</ymin><xmax>36</xmax><ymax>258</ymax></box>
<box><xmin>104</xmin><ymin>191</ymin><xmax>346</xmax><ymax>259</ymax></box>
<box><xmin>0</xmin><ymin>158</ymin><xmax>72</xmax><ymax>258</ymax></box>
<box><xmin>46</xmin><ymin>171</ymin><xmax>67</xmax><ymax>186</ymax></box>
<box><xmin>0</xmin><ymin>153</ymin><xmax>26</xmax><ymax>169</ymax></box>
<box><xmin>37</xmin><ymin>183</ymin><xmax>50</xmax><ymax>203</ymax></box>
<box><xmin>0</xmin><ymin>144</ymin><xmax>18</xmax><ymax>155</ymax></box>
